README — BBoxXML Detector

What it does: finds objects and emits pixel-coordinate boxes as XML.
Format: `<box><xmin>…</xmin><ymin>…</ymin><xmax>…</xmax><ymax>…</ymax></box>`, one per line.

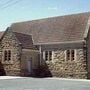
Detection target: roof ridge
<box><xmin>12</xmin><ymin>11</ymin><xmax>90</xmax><ymax>25</ymax></box>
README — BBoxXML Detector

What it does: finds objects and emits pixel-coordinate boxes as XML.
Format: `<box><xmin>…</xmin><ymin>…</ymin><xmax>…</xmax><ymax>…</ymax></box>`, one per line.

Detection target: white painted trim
<box><xmin>43</xmin><ymin>50</ymin><xmax>53</xmax><ymax>62</ymax></box>
<box><xmin>22</xmin><ymin>49</ymin><xmax>39</xmax><ymax>52</ymax></box>
<box><xmin>65</xmin><ymin>50</ymin><xmax>67</xmax><ymax>62</ymax></box>
<box><xmin>74</xmin><ymin>49</ymin><xmax>77</xmax><ymax>61</ymax></box>
<box><xmin>84</xmin><ymin>17</ymin><xmax>90</xmax><ymax>39</ymax></box>
<box><xmin>43</xmin><ymin>51</ymin><xmax>45</xmax><ymax>61</ymax></box>
<box><xmin>39</xmin><ymin>45</ymin><xmax>42</xmax><ymax>65</ymax></box>
<box><xmin>34</xmin><ymin>40</ymin><xmax>84</xmax><ymax>45</ymax></box>
<box><xmin>52</xmin><ymin>51</ymin><xmax>54</xmax><ymax>63</ymax></box>
<box><xmin>2</xmin><ymin>49</ymin><xmax>13</xmax><ymax>64</ymax></box>
<box><xmin>65</xmin><ymin>49</ymin><xmax>76</xmax><ymax>61</ymax></box>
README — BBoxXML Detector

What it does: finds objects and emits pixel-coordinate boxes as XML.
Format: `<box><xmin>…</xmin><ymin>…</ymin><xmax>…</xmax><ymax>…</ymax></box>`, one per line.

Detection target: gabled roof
<box><xmin>0</xmin><ymin>28</ymin><xmax>36</xmax><ymax>49</ymax></box>
<box><xmin>14</xmin><ymin>32</ymin><xmax>36</xmax><ymax>49</ymax></box>
<box><xmin>9</xmin><ymin>12</ymin><xmax>90</xmax><ymax>45</ymax></box>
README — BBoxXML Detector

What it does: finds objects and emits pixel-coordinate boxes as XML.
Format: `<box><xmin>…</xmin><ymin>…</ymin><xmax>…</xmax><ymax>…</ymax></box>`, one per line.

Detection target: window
<box><xmin>49</xmin><ymin>51</ymin><xmax>52</xmax><ymax>61</ymax></box>
<box><xmin>45</xmin><ymin>51</ymin><xmax>48</xmax><ymax>61</ymax></box>
<box><xmin>71</xmin><ymin>50</ymin><xmax>75</xmax><ymax>61</ymax></box>
<box><xmin>4</xmin><ymin>50</ymin><xmax>8</xmax><ymax>61</ymax></box>
<box><xmin>66</xmin><ymin>50</ymin><xmax>70</xmax><ymax>60</ymax></box>
<box><xmin>4</xmin><ymin>50</ymin><xmax>11</xmax><ymax>61</ymax></box>
<box><xmin>44</xmin><ymin>51</ymin><xmax>52</xmax><ymax>61</ymax></box>
<box><xmin>8</xmin><ymin>50</ymin><xmax>11</xmax><ymax>61</ymax></box>
<box><xmin>66</xmin><ymin>49</ymin><xmax>75</xmax><ymax>61</ymax></box>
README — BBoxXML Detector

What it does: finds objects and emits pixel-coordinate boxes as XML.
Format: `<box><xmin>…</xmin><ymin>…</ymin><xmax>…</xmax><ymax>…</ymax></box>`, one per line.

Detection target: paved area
<box><xmin>0</xmin><ymin>76</ymin><xmax>90</xmax><ymax>90</ymax></box>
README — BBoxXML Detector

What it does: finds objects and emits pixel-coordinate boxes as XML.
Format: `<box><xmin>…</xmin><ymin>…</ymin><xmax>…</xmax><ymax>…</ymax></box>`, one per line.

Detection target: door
<box><xmin>27</xmin><ymin>60</ymin><xmax>32</xmax><ymax>73</ymax></box>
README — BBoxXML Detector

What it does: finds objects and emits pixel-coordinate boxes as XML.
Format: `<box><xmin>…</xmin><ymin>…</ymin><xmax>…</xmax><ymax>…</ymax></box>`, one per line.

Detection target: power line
<box><xmin>2</xmin><ymin>0</ymin><xmax>21</xmax><ymax>9</ymax></box>
<box><xmin>0</xmin><ymin>0</ymin><xmax>13</xmax><ymax>7</ymax></box>
<box><xmin>0</xmin><ymin>0</ymin><xmax>22</xmax><ymax>10</ymax></box>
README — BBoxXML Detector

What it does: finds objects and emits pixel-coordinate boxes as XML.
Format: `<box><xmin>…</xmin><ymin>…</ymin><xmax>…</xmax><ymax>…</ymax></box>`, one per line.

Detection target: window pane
<box><xmin>4</xmin><ymin>50</ymin><xmax>11</xmax><ymax>61</ymax></box>
<box><xmin>45</xmin><ymin>51</ymin><xmax>48</xmax><ymax>61</ymax></box>
<box><xmin>45</xmin><ymin>51</ymin><xmax>52</xmax><ymax>61</ymax></box>
<box><xmin>8</xmin><ymin>50</ymin><xmax>11</xmax><ymax>61</ymax></box>
<box><xmin>71</xmin><ymin>50</ymin><xmax>75</xmax><ymax>61</ymax></box>
<box><xmin>4</xmin><ymin>51</ymin><xmax>7</xmax><ymax>61</ymax></box>
<box><xmin>49</xmin><ymin>51</ymin><xmax>52</xmax><ymax>61</ymax></box>
<box><xmin>66</xmin><ymin>50</ymin><xmax>70</xmax><ymax>60</ymax></box>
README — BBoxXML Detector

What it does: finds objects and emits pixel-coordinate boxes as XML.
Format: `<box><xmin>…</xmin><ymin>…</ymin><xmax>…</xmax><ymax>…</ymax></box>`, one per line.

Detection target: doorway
<box><xmin>27</xmin><ymin>59</ymin><xmax>32</xmax><ymax>74</ymax></box>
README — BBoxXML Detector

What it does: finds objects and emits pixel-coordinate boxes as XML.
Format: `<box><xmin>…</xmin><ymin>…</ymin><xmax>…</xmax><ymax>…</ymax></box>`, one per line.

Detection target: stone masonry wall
<box><xmin>46</xmin><ymin>49</ymin><xmax>87</xmax><ymax>79</ymax></box>
<box><xmin>0</xmin><ymin>30</ymin><xmax>21</xmax><ymax>76</ymax></box>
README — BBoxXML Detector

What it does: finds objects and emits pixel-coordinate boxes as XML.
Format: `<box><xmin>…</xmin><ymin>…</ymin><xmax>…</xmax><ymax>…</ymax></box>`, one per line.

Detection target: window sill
<box><xmin>62</xmin><ymin>60</ymin><xmax>77</xmax><ymax>64</ymax></box>
<box><xmin>46</xmin><ymin>60</ymin><xmax>52</xmax><ymax>63</ymax></box>
<box><xmin>45</xmin><ymin>60</ymin><xmax>77</xmax><ymax>64</ymax></box>
<box><xmin>46</xmin><ymin>60</ymin><xmax>55</xmax><ymax>64</ymax></box>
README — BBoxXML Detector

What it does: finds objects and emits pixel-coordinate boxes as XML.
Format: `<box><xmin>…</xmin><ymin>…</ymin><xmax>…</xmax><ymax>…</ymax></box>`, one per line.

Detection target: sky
<box><xmin>0</xmin><ymin>0</ymin><xmax>90</xmax><ymax>31</ymax></box>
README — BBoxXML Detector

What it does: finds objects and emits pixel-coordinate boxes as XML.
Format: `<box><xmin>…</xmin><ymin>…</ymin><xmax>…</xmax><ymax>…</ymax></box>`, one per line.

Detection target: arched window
<box><xmin>4</xmin><ymin>50</ymin><xmax>11</xmax><ymax>61</ymax></box>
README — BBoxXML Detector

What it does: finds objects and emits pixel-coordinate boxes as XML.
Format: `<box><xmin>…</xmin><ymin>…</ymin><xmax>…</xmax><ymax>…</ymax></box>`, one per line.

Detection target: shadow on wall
<box><xmin>0</xmin><ymin>61</ymin><xmax>6</xmax><ymax>76</ymax></box>
<box><xmin>87</xmin><ymin>72</ymin><xmax>90</xmax><ymax>79</ymax></box>
<box><xmin>33</xmin><ymin>61</ymin><xmax>52</xmax><ymax>78</ymax></box>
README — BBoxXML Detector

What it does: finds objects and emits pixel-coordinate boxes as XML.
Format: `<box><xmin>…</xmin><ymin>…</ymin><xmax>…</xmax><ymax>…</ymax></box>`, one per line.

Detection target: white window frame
<box><xmin>43</xmin><ymin>51</ymin><xmax>53</xmax><ymax>61</ymax></box>
<box><xmin>2</xmin><ymin>49</ymin><xmax>12</xmax><ymax>63</ymax></box>
<box><xmin>65</xmin><ymin>49</ymin><xmax>76</xmax><ymax>61</ymax></box>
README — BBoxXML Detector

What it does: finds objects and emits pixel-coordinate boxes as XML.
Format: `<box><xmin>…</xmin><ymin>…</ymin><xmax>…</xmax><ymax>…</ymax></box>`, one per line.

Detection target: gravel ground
<box><xmin>0</xmin><ymin>76</ymin><xmax>90</xmax><ymax>90</ymax></box>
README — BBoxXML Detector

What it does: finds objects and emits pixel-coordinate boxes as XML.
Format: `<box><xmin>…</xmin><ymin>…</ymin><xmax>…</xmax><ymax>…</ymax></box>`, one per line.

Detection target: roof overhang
<box><xmin>34</xmin><ymin>40</ymin><xmax>85</xmax><ymax>45</ymax></box>
<box><xmin>34</xmin><ymin>40</ymin><xmax>85</xmax><ymax>50</ymax></box>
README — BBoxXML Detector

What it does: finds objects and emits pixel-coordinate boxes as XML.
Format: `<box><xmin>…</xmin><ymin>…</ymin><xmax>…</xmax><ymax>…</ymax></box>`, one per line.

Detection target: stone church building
<box><xmin>0</xmin><ymin>12</ymin><xmax>90</xmax><ymax>79</ymax></box>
